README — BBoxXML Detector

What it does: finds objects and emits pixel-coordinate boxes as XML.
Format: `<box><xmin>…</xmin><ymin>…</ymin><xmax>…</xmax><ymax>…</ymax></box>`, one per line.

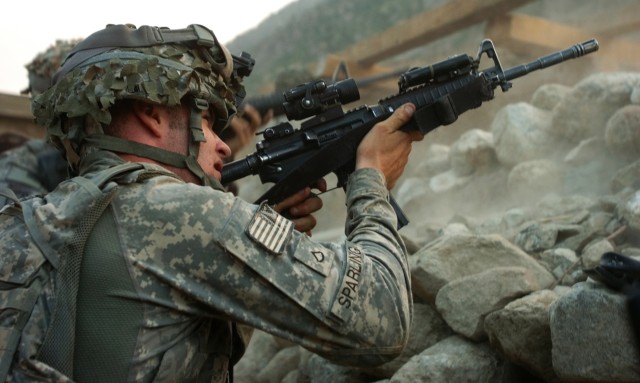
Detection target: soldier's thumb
<box><xmin>388</xmin><ymin>103</ymin><xmax>415</xmax><ymax>130</ymax></box>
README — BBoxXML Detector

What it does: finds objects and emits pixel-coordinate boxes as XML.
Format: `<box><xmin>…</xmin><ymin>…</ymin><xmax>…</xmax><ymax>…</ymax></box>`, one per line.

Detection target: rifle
<box><xmin>222</xmin><ymin>38</ymin><xmax>599</xmax><ymax>228</ymax></box>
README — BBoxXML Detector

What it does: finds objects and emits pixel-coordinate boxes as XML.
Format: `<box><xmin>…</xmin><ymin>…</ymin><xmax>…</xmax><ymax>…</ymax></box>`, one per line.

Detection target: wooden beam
<box><xmin>336</xmin><ymin>0</ymin><xmax>534</xmax><ymax>67</ymax></box>
<box><xmin>485</xmin><ymin>13</ymin><xmax>595</xmax><ymax>55</ymax></box>
<box><xmin>0</xmin><ymin>93</ymin><xmax>42</xmax><ymax>139</ymax></box>
<box><xmin>0</xmin><ymin>93</ymin><xmax>31</xmax><ymax>119</ymax></box>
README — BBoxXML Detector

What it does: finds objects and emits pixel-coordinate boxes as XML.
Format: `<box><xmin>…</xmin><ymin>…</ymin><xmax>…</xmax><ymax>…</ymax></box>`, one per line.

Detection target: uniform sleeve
<box><xmin>120</xmin><ymin>169</ymin><xmax>412</xmax><ymax>367</ymax></box>
<box><xmin>213</xmin><ymin>168</ymin><xmax>411</xmax><ymax>366</ymax></box>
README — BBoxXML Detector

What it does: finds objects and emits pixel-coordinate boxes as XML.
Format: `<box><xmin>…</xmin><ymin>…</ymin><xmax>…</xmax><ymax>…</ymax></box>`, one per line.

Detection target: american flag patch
<box><xmin>246</xmin><ymin>202</ymin><xmax>294</xmax><ymax>255</ymax></box>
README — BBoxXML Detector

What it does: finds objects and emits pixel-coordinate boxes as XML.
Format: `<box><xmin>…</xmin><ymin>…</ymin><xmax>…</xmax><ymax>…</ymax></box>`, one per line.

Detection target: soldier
<box><xmin>2</xmin><ymin>23</ymin><xmax>422</xmax><ymax>381</ymax></box>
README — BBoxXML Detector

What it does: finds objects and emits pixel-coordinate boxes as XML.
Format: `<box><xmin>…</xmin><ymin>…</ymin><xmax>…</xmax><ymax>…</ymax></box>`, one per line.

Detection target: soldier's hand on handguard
<box><xmin>272</xmin><ymin>178</ymin><xmax>327</xmax><ymax>235</ymax></box>
<box><xmin>356</xmin><ymin>103</ymin><xmax>423</xmax><ymax>190</ymax></box>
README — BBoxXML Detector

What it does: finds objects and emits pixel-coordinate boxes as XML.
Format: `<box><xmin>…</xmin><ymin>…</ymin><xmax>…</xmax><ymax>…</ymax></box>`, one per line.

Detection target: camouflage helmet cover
<box><xmin>32</xmin><ymin>24</ymin><xmax>250</xmax><ymax>155</ymax></box>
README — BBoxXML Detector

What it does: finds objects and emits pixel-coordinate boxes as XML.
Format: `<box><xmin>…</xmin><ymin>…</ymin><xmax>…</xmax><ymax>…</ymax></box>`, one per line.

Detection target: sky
<box><xmin>0</xmin><ymin>0</ymin><xmax>297</xmax><ymax>95</ymax></box>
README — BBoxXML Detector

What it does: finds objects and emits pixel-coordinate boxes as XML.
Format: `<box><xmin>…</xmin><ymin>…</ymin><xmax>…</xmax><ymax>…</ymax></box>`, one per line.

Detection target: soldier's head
<box><xmin>32</xmin><ymin>24</ymin><xmax>253</xmax><ymax>187</ymax></box>
<box><xmin>22</xmin><ymin>38</ymin><xmax>82</xmax><ymax>97</ymax></box>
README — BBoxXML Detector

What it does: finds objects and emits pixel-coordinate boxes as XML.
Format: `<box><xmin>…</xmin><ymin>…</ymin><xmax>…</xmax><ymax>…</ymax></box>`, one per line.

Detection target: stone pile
<box><xmin>234</xmin><ymin>72</ymin><xmax>640</xmax><ymax>383</ymax></box>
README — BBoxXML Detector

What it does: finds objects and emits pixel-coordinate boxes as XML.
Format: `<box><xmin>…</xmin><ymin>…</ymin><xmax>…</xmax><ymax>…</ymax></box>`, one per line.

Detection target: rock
<box><xmin>618</xmin><ymin>190</ymin><xmax>640</xmax><ymax>234</ymax></box>
<box><xmin>449</xmin><ymin>128</ymin><xmax>497</xmax><ymax>176</ymax></box>
<box><xmin>552</xmin><ymin>72</ymin><xmax>640</xmax><ymax>143</ymax></box>
<box><xmin>506</xmin><ymin>159</ymin><xmax>566</xmax><ymax>202</ymax></box>
<box><xmin>514</xmin><ymin>222</ymin><xmax>582</xmax><ymax>253</ymax></box>
<box><xmin>549</xmin><ymin>281</ymin><xmax>640</xmax><ymax>382</ymax></box>
<box><xmin>435</xmin><ymin>266</ymin><xmax>540</xmax><ymax>340</ymax></box>
<box><xmin>539</xmin><ymin>248</ymin><xmax>579</xmax><ymax>283</ymax></box>
<box><xmin>410</xmin><ymin>233</ymin><xmax>555</xmax><ymax>304</ymax></box>
<box><xmin>491</xmin><ymin>102</ymin><xmax>557</xmax><ymax>167</ymax></box>
<box><xmin>604</xmin><ymin>104</ymin><xmax>640</xmax><ymax>156</ymax></box>
<box><xmin>564</xmin><ymin>137</ymin><xmax>606</xmax><ymax>166</ymax></box>
<box><xmin>611</xmin><ymin>160</ymin><xmax>640</xmax><ymax>194</ymax></box>
<box><xmin>531</xmin><ymin>83</ymin><xmax>572</xmax><ymax>111</ymax></box>
<box><xmin>485</xmin><ymin>290</ymin><xmax>560</xmax><ymax>382</ymax></box>
<box><xmin>581</xmin><ymin>239</ymin><xmax>615</xmax><ymax>270</ymax></box>
<box><xmin>390</xmin><ymin>336</ymin><xmax>503</xmax><ymax>383</ymax></box>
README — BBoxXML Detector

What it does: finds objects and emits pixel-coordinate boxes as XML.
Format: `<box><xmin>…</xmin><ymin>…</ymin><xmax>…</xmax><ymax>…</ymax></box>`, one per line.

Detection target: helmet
<box><xmin>31</xmin><ymin>23</ymin><xmax>254</xmax><ymax>187</ymax></box>
<box><xmin>22</xmin><ymin>38</ymin><xmax>82</xmax><ymax>96</ymax></box>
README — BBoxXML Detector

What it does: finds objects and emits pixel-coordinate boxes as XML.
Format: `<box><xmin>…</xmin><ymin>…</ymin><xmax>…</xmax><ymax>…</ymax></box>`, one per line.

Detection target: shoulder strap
<box><xmin>90</xmin><ymin>162</ymin><xmax>146</xmax><ymax>187</ymax></box>
<box><xmin>36</xmin><ymin>177</ymin><xmax>117</xmax><ymax>377</ymax></box>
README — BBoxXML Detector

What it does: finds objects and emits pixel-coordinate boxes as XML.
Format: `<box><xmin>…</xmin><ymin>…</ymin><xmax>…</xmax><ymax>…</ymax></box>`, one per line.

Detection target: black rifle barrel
<box><xmin>501</xmin><ymin>39</ymin><xmax>599</xmax><ymax>82</ymax></box>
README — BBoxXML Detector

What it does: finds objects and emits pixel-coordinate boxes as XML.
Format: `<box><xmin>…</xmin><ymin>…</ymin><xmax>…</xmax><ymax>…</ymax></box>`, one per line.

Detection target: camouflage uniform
<box><xmin>0</xmin><ymin>24</ymin><xmax>412</xmax><ymax>382</ymax></box>
<box><xmin>0</xmin><ymin>140</ymin><xmax>67</xmax><ymax>205</ymax></box>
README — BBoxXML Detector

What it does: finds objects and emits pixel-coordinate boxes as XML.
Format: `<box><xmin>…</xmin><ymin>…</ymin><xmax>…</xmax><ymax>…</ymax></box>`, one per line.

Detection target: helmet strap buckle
<box><xmin>190</xmin><ymin>98</ymin><xmax>209</xmax><ymax>143</ymax></box>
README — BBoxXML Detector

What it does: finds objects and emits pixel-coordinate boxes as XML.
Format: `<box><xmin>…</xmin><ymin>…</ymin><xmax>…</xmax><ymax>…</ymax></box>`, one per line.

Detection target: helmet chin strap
<box><xmin>184</xmin><ymin>98</ymin><xmax>226</xmax><ymax>190</ymax></box>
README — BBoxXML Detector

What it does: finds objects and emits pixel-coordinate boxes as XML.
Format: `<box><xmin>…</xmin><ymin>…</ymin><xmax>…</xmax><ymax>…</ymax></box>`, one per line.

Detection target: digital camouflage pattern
<box><xmin>0</xmin><ymin>140</ymin><xmax>67</xmax><ymax>206</ymax></box>
<box><xmin>0</xmin><ymin>149</ymin><xmax>412</xmax><ymax>382</ymax></box>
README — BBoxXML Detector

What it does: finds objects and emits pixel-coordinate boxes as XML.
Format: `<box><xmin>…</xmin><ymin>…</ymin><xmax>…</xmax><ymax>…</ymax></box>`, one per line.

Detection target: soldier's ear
<box><xmin>132</xmin><ymin>101</ymin><xmax>164</xmax><ymax>138</ymax></box>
